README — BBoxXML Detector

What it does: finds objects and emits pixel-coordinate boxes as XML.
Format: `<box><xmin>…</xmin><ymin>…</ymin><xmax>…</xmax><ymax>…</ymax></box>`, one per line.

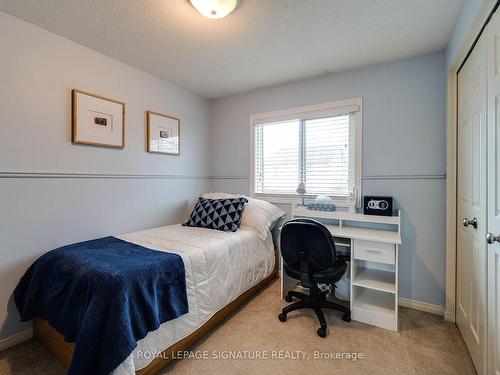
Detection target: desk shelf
<box><xmin>352</xmin><ymin>267</ymin><xmax>396</xmax><ymax>294</ymax></box>
<box><xmin>352</xmin><ymin>288</ymin><xmax>397</xmax><ymax>331</ymax></box>
<box><xmin>325</xmin><ymin>224</ymin><xmax>401</xmax><ymax>244</ymax></box>
<box><xmin>292</xmin><ymin>206</ymin><xmax>400</xmax><ymax>225</ymax></box>
<box><xmin>353</xmin><ymin>288</ymin><xmax>395</xmax><ymax>315</ymax></box>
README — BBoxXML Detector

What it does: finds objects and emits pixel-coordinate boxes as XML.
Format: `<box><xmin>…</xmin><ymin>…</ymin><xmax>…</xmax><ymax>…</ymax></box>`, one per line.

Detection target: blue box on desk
<box><xmin>307</xmin><ymin>203</ymin><xmax>336</xmax><ymax>211</ymax></box>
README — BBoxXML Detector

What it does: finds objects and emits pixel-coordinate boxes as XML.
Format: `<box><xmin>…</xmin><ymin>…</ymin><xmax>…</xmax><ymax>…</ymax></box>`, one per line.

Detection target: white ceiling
<box><xmin>0</xmin><ymin>0</ymin><xmax>464</xmax><ymax>98</ymax></box>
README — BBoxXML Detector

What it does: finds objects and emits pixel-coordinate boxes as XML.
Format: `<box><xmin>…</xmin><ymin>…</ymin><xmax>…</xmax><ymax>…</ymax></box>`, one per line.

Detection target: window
<box><xmin>251</xmin><ymin>99</ymin><xmax>362</xmax><ymax>204</ymax></box>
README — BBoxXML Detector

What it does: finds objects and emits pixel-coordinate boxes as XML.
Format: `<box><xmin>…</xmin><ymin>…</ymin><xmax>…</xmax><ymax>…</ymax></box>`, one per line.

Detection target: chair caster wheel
<box><xmin>284</xmin><ymin>295</ymin><xmax>293</xmax><ymax>302</ymax></box>
<box><xmin>342</xmin><ymin>312</ymin><xmax>351</xmax><ymax>322</ymax></box>
<box><xmin>317</xmin><ymin>327</ymin><xmax>327</xmax><ymax>338</ymax></box>
<box><xmin>278</xmin><ymin>313</ymin><xmax>287</xmax><ymax>322</ymax></box>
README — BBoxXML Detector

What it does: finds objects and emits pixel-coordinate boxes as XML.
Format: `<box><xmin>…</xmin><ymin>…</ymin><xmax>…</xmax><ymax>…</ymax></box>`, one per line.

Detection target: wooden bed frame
<box><xmin>34</xmin><ymin>271</ymin><xmax>277</xmax><ymax>375</ymax></box>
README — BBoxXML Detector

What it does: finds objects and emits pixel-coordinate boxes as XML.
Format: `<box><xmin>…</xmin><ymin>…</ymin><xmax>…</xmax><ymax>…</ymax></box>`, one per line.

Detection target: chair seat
<box><xmin>284</xmin><ymin>259</ymin><xmax>347</xmax><ymax>283</ymax></box>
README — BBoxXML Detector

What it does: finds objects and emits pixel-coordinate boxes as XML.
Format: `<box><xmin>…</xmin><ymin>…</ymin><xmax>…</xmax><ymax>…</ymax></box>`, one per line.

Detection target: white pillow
<box><xmin>202</xmin><ymin>192</ymin><xmax>285</xmax><ymax>240</ymax></box>
<box><xmin>202</xmin><ymin>192</ymin><xmax>241</xmax><ymax>200</ymax></box>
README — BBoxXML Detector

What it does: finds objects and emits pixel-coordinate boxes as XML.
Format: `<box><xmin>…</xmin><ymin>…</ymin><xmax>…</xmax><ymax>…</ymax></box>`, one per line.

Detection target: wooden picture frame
<box><xmin>72</xmin><ymin>89</ymin><xmax>125</xmax><ymax>148</ymax></box>
<box><xmin>147</xmin><ymin>111</ymin><xmax>180</xmax><ymax>155</ymax></box>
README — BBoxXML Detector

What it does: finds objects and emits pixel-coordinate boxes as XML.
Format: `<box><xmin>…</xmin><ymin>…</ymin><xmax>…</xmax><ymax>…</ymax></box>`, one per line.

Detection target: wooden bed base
<box><xmin>34</xmin><ymin>271</ymin><xmax>277</xmax><ymax>375</ymax></box>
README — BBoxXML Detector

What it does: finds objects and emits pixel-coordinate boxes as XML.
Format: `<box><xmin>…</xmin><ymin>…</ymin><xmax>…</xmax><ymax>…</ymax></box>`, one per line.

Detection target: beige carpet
<box><xmin>0</xmin><ymin>280</ymin><xmax>476</xmax><ymax>375</ymax></box>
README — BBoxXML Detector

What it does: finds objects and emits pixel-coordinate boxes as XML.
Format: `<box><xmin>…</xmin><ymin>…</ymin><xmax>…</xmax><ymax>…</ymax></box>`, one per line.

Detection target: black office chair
<box><xmin>278</xmin><ymin>218</ymin><xmax>351</xmax><ymax>337</ymax></box>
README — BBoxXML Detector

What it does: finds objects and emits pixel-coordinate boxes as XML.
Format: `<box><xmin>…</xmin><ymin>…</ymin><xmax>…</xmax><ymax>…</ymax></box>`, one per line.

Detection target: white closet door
<box><xmin>457</xmin><ymin>27</ymin><xmax>488</xmax><ymax>375</ymax></box>
<box><xmin>487</xmin><ymin>10</ymin><xmax>500</xmax><ymax>375</ymax></box>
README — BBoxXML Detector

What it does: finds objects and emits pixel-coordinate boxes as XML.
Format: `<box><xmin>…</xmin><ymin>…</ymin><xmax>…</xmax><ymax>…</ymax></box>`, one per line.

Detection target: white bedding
<box><xmin>112</xmin><ymin>224</ymin><xmax>275</xmax><ymax>374</ymax></box>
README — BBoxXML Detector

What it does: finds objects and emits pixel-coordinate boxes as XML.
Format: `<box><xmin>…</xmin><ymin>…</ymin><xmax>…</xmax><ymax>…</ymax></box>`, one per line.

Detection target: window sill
<box><xmin>252</xmin><ymin>193</ymin><xmax>353</xmax><ymax>207</ymax></box>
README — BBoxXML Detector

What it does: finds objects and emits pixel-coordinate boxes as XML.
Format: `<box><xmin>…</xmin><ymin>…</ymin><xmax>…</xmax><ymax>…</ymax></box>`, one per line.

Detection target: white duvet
<box><xmin>111</xmin><ymin>224</ymin><xmax>275</xmax><ymax>374</ymax></box>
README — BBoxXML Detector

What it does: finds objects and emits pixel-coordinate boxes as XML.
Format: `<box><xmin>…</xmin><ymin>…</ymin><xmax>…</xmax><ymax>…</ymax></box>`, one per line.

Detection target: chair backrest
<box><xmin>280</xmin><ymin>218</ymin><xmax>337</xmax><ymax>284</ymax></box>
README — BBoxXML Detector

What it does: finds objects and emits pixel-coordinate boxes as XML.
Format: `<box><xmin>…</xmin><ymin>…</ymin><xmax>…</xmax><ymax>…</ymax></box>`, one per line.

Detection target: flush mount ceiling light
<box><xmin>190</xmin><ymin>0</ymin><xmax>239</xmax><ymax>19</ymax></box>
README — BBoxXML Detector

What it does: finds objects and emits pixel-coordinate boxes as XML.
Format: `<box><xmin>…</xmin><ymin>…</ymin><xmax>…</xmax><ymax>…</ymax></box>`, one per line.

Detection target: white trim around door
<box><xmin>445</xmin><ymin>0</ymin><xmax>498</xmax><ymax>323</ymax></box>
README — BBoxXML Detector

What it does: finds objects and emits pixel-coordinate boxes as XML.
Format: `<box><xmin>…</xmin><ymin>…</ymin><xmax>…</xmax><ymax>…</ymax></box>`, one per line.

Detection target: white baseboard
<box><xmin>398</xmin><ymin>297</ymin><xmax>444</xmax><ymax>316</ymax></box>
<box><xmin>0</xmin><ymin>328</ymin><xmax>33</xmax><ymax>352</ymax></box>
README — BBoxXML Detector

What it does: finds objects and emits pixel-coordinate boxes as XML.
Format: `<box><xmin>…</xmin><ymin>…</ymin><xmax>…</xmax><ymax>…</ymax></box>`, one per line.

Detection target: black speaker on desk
<box><xmin>363</xmin><ymin>196</ymin><xmax>393</xmax><ymax>216</ymax></box>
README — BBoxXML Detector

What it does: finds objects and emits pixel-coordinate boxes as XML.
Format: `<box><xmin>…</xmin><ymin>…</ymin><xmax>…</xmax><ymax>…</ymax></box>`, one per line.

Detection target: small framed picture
<box><xmin>72</xmin><ymin>89</ymin><xmax>125</xmax><ymax>148</ymax></box>
<box><xmin>147</xmin><ymin>111</ymin><xmax>180</xmax><ymax>155</ymax></box>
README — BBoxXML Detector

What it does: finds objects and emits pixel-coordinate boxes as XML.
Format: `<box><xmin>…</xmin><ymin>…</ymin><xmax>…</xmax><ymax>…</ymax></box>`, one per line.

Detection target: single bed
<box><xmin>32</xmin><ymin>222</ymin><xmax>278</xmax><ymax>374</ymax></box>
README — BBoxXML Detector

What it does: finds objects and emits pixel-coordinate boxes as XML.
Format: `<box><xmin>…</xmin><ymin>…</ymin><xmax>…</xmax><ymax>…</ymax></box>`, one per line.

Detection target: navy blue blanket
<box><xmin>14</xmin><ymin>236</ymin><xmax>188</xmax><ymax>375</ymax></box>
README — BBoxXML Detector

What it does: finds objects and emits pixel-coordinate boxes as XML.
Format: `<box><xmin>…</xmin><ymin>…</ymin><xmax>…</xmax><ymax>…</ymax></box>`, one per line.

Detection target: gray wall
<box><xmin>0</xmin><ymin>11</ymin><xmax>211</xmax><ymax>340</ymax></box>
<box><xmin>209</xmin><ymin>52</ymin><xmax>447</xmax><ymax>307</ymax></box>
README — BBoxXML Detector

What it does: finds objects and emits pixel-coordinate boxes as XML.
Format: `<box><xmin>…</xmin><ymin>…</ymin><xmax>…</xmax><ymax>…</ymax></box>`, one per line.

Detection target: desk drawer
<box><xmin>353</xmin><ymin>239</ymin><xmax>395</xmax><ymax>264</ymax></box>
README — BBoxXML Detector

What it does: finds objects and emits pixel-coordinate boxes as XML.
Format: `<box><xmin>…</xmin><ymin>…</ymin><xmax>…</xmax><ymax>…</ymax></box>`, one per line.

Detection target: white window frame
<box><xmin>249</xmin><ymin>98</ymin><xmax>363</xmax><ymax>205</ymax></box>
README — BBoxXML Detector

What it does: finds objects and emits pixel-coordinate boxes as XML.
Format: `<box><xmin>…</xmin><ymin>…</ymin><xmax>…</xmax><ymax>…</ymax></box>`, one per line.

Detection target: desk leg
<box><xmin>349</xmin><ymin>239</ymin><xmax>354</xmax><ymax>311</ymax></box>
<box><xmin>280</xmin><ymin>256</ymin><xmax>297</xmax><ymax>299</ymax></box>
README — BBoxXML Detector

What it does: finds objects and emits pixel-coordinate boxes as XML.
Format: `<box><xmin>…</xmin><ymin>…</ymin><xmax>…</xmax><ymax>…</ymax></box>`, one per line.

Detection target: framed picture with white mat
<box><xmin>71</xmin><ymin>89</ymin><xmax>125</xmax><ymax>148</ymax></box>
<box><xmin>147</xmin><ymin>111</ymin><xmax>180</xmax><ymax>155</ymax></box>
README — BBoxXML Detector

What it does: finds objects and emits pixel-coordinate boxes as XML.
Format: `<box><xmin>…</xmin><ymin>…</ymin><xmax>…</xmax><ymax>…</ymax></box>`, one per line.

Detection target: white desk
<box><xmin>280</xmin><ymin>205</ymin><xmax>402</xmax><ymax>332</ymax></box>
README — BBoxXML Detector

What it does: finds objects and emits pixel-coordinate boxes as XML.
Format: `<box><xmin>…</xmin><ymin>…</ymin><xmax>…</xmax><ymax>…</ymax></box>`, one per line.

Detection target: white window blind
<box><xmin>254</xmin><ymin>111</ymin><xmax>359</xmax><ymax>199</ymax></box>
<box><xmin>255</xmin><ymin>120</ymin><xmax>300</xmax><ymax>194</ymax></box>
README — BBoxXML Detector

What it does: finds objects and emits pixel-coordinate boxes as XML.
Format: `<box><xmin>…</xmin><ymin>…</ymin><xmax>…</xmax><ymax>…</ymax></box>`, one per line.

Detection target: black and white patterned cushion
<box><xmin>183</xmin><ymin>197</ymin><xmax>248</xmax><ymax>232</ymax></box>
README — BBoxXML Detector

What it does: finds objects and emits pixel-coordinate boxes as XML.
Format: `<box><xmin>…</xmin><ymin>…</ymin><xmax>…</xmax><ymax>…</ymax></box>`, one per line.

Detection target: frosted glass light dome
<box><xmin>190</xmin><ymin>0</ymin><xmax>239</xmax><ymax>19</ymax></box>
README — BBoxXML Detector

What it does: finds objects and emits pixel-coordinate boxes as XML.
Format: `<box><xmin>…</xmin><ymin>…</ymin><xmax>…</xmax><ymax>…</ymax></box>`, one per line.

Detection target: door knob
<box><xmin>486</xmin><ymin>233</ymin><xmax>500</xmax><ymax>244</ymax></box>
<box><xmin>463</xmin><ymin>217</ymin><xmax>478</xmax><ymax>229</ymax></box>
